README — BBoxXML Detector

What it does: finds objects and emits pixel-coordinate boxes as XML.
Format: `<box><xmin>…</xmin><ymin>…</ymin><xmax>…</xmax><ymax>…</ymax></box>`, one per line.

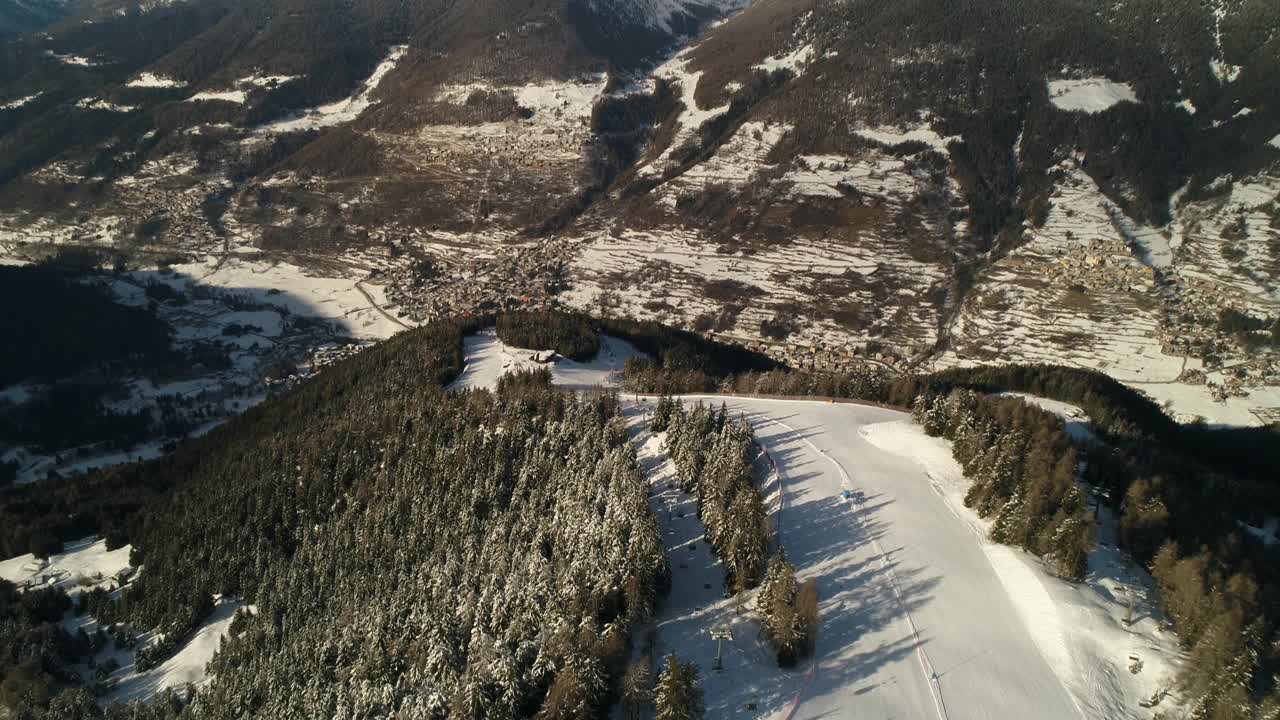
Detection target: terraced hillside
<box><xmin>0</xmin><ymin>0</ymin><xmax>1278</xmax><ymax>426</ymax></box>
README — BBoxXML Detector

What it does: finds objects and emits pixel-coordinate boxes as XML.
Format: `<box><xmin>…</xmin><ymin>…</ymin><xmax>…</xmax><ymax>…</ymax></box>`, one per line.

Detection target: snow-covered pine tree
<box><xmin>621</xmin><ymin>656</ymin><xmax>653</xmax><ymax>720</ymax></box>
<box><xmin>988</xmin><ymin>489</ymin><xmax>1026</xmax><ymax>545</ymax></box>
<box><xmin>652</xmin><ymin>396</ymin><xmax>676</xmax><ymax>432</ymax></box>
<box><xmin>757</xmin><ymin>551</ymin><xmax>804</xmax><ymax>665</ymax></box>
<box><xmin>654</xmin><ymin>654</ymin><xmax>703</xmax><ymax>720</ymax></box>
<box><xmin>724</xmin><ymin>487</ymin><xmax>768</xmax><ymax>593</ymax></box>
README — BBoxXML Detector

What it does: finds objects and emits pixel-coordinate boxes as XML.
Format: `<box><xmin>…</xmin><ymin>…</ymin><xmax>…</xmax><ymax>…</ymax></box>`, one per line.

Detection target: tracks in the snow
<box><xmin>751</xmin><ymin>412</ymin><xmax>951</xmax><ymax>720</ymax></box>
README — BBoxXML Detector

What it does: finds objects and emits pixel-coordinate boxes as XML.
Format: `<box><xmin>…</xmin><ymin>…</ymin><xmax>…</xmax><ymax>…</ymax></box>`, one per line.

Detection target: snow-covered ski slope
<box><xmin>626</xmin><ymin>396</ymin><xmax>1179</xmax><ymax>720</ymax></box>
<box><xmin>418</xmin><ymin>335</ymin><xmax>1184</xmax><ymax>718</ymax></box>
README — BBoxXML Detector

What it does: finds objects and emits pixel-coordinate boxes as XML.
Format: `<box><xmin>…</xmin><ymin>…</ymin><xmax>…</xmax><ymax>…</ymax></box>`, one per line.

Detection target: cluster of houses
<box><xmin>1044</xmin><ymin>236</ymin><xmax>1157</xmax><ymax>294</ymax></box>
<box><xmin>713</xmin><ymin>332</ymin><xmax>908</xmax><ymax>373</ymax></box>
<box><xmin>382</xmin><ymin>240</ymin><xmax>572</xmax><ymax>322</ymax></box>
<box><xmin>17</xmin><ymin>558</ymin><xmax>135</xmax><ymax>592</ymax></box>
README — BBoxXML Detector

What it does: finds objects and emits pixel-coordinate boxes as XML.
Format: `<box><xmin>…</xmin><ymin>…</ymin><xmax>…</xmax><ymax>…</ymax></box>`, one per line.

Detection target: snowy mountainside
<box><xmin>581</xmin><ymin>0</ymin><xmax>746</xmax><ymax>34</ymax></box>
<box><xmin>0</xmin><ymin>0</ymin><xmax>66</xmax><ymax>36</ymax></box>
<box><xmin>0</xmin><ymin>0</ymin><xmax>1278</xmax><ymax>428</ymax></box>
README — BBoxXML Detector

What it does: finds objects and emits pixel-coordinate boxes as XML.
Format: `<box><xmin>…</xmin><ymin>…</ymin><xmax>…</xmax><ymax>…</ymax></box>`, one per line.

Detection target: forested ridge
<box><xmin>3</xmin><ymin>311</ymin><xmax>1279</xmax><ymax>718</ymax></box>
<box><xmin>1</xmin><ymin>314</ymin><xmax>679</xmax><ymax>718</ymax></box>
<box><xmin>495</xmin><ymin>312</ymin><xmax>600</xmax><ymax>361</ymax></box>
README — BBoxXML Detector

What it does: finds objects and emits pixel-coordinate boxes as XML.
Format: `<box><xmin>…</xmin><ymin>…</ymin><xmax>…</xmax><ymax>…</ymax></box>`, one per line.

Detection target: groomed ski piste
<box><xmin>453</xmin><ymin>333</ymin><xmax>1185</xmax><ymax>719</ymax></box>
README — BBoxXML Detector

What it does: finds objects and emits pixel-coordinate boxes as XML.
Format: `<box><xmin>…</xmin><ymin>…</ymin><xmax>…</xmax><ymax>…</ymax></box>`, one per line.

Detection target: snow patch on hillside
<box><xmin>0</xmin><ymin>537</ymin><xmax>133</xmax><ymax>595</ymax></box>
<box><xmin>238</xmin><ymin>74</ymin><xmax>298</xmax><ymax>89</ymax></box>
<box><xmin>660</xmin><ymin>120</ymin><xmax>789</xmax><ymax>197</ymax></box>
<box><xmin>255</xmin><ymin>45</ymin><xmax>407</xmax><ymax>133</ymax></box>
<box><xmin>47</xmin><ymin>50</ymin><xmax>100</xmax><ymax>67</ymax></box>
<box><xmin>754</xmin><ymin>43</ymin><xmax>814</xmax><ymax>75</ymax></box>
<box><xmin>1</xmin><ymin>92</ymin><xmax>42</xmax><ymax>110</ymax></box>
<box><xmin>640</xmin><ymin>49</ymin><xmax>730</xmax><ymax>176</ymax></box>
<box><xmin>1210</xmin><ymin>59</ymin><xmax>1241</xmax><ymax>84</ymax></box>
<box><xmin>76</xmin><ymin>98</ymin><xmax>135</xmax><ymax>112</ymax></box>
<box><xmin>1048</xmin><ymin>77</ymin><xmax>1137</xmax><ymax>113</ymax></box>
<box><xmin>188</xmin><ymin>89</ymin><xmax>246</xmax><ymax>104</ymax></box>
<box><xmin>855</xmin><ymin>123</ymin><xmax>958</xmax><ymax>153</ymax></box>
<box><xmin>188</xmin><ymin>75</ymin><xmax>297</xmax><ymax>104</ymax></box>
<box><xmin>782</xmin><ymin>154</ymin><xmax>914</xmax><ymax>198</ymax></box>
<box><xmin>1269</xmin><ymin>134</ymin><xmax>1280</xmax><ymax>150</ymax></box>
<box><xmin>127</xmin><ymin>72</ymin><xmax>186</xmax><ymax>89</ymax></box>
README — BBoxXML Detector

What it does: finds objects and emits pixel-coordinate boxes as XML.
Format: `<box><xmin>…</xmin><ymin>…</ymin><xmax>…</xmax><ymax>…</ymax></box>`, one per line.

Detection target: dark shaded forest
<box><xmin>0</xmin><ymin>314</ymin><xmax>675</xmax><ymax>719</ymax></box>
<box><xmin>495</xmin><ymin>311</ymin><xmax>600</xmax><ymax>361</ymax></box>
<box><xmin>0</xmin><ymin>266</ymin><xmax>174</xmax><ymax>387</ymax></box>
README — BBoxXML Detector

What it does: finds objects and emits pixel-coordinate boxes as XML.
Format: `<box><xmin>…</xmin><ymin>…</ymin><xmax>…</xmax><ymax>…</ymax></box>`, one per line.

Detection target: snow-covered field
<box><xmin>448</xmin><ymin>330</ymin><xmax>642</xmax><ymax>391</ymax></box>
<box><xmin>153</xmin><ymin>257</ymin><xmax>408</xmax><ymax>341</ymax></box>
<box><xmin>563</xmin><ymin>222</ymin><xmax>947</xmax><ymax>355</ymax></box>
<box><xmin>106</xmin><ymin>598</ymin><xmax>247</xmax><ymax>704</ymax></box>
<box><xmin>0</xmin><ymin>537</ymin><xmax>132</xmax><ymax>595</ymax></box>
<box><xmin>0</xmin><ymin>535</ymin><xmax>247</xmax><ymax>704</ymax></box>
<box><xmin>1047</xmin><ymin>78</ymin><xmax>1138</xmax><ymax>113</ymax></box>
